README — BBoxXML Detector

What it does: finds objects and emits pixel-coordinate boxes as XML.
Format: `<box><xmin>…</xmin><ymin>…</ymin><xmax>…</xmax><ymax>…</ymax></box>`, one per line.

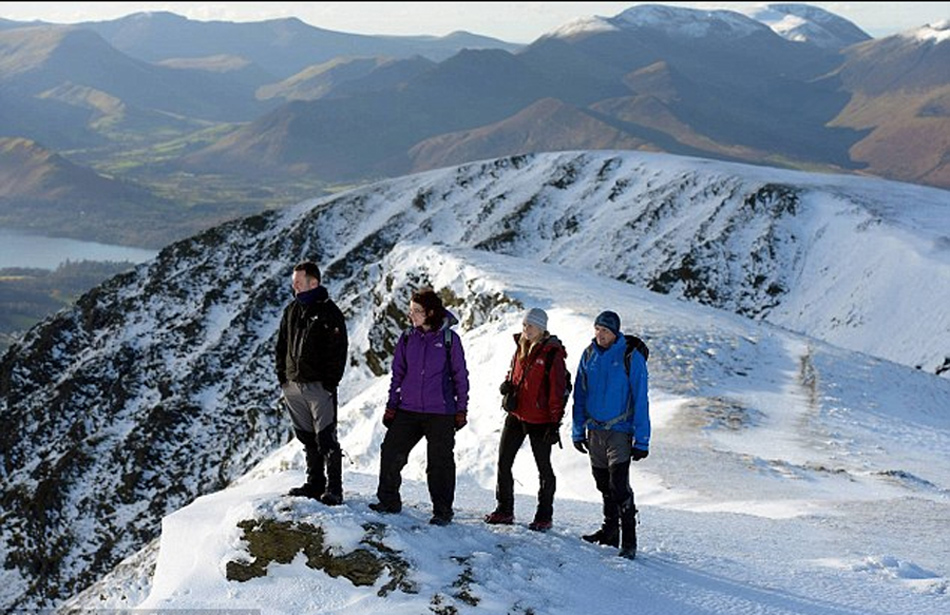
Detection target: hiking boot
<box><xmin>484</xmin><ymin>511</ymin><xmax>515</xmax><ymax>525</ymax></box>
<box><xmin>528</xmin><ymin>519</ymin><xmax>552</xmax><ymax>532</ymax></box>
<box><xmin>325</xmin><ymin>448</ymin><xmax>343</xmax><ymax>500</ymax></box>
<box><xmin>619</xmin><ymin>525</ymin><xmax>637</xmax><ymax>559</ymax></box>
<box><xmin>619</xmin><ymin>502</ymin><xmax>637</xmax><ymax>559</ymax></box>
<box><xmin>319</xmin><ymin>491</ymin><xmax>343</xmax><ymax>506</ymax></box>
<box><xmin>287</xmin><ymin>483</ymin><xmax>322</xmax><ymax>500</ymax></box>
<box><xmin>581</xmin><ymin>525</ymin><xmax>619</xmax><ymax>547</ymax></box>
<box><xmin>429</xmin><ymin>513</ymin><xmax>453</xmax><ymax>526</ymax></box>
<box><xmin>368</xmin><ymin>501</ymin><xmax>401</xmax><ymax>514</ymax></box>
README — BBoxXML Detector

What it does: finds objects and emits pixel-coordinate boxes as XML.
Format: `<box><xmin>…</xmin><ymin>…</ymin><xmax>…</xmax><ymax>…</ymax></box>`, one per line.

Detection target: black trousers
<box><xmin>591</xmin><ymin>461</ymin><xmax>635</xmax><ymax>526</ymax></box>
<box><xmin>377</xmin><ymin>410</ymin><xmax>456</xmax><ymax>517</ymax></box>
<box><xmin>294</xmin><ymin>423</ymin><xmax>342</xmax><ymax>495</ymax></box>
<box><xmin>494</xmin><ymin>414</ymin><xmax>557</xmax><ymax>521</ymax></box>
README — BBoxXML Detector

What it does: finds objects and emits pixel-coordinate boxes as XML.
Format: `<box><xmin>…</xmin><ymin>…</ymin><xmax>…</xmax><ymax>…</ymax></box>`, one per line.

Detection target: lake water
<box><xmin>0</xmin><ymin>227</ymin><xmax>159</xmax><ymax>270</ymax></box>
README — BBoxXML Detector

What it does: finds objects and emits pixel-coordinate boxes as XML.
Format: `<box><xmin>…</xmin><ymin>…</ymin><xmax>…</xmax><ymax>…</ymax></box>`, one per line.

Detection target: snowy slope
<box><xmin>3</xmin><ymin>150</ymin><xmax>949</xmax><ymax>611</ymax></box>
<box><xmin>73</xmin><ymin>244</ymin><xmax>950</xmax><ymax>615</ymax></box>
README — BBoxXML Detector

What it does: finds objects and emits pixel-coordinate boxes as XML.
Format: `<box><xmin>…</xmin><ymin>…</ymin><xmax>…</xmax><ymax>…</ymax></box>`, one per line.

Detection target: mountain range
<box><xmin>0</xmin><ymin>4</ymin><xmax>948</xmax><ymax>248</ymax></box>
<box><xmin>1</xmin><ymin>149</ymin><xmax>948</xmax><ymax>610</ymax></box>
<box><xmin>1</xmin><ymin>3</ymin><xmax>949</xmax><ymax>610</ymax></box>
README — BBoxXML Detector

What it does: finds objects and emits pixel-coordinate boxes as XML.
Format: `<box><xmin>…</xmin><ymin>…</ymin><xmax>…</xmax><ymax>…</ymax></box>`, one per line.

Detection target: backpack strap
<box><xmin>441</xmin><ymin>325</ymin><xmax>459</xmax><ymax>402</ymax></box>
<box><xmin>543</xmin><ymin>346</ymin><xmax>559</xmax><ymax>380</ymax></box>
<box><xmin>541</xmin><ymin>342</ymin><xmax>563</xmax><ymax>399</ymax></box>
<box><xmin>400</xmin><ymin>326</ymin><xmax>456</xmax><ymax>372</ymax></box>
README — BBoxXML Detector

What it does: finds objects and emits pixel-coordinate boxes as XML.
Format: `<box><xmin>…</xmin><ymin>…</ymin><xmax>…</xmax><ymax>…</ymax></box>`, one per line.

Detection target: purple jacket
<box><xmin>387</xmin><ymin>313</ymin><xmax>469</xmax><ymax>415</ymax></box>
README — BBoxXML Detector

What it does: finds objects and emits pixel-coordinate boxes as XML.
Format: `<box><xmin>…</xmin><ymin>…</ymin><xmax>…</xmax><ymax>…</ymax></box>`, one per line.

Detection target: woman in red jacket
<box><xmin>485</xmin><ymin>307</ymin><xmax>568</xmax><ymax>531</ymax></box>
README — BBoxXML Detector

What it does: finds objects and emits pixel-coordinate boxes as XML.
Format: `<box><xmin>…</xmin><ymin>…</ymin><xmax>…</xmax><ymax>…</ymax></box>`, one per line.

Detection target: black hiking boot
<box><xmin>291</xmin><ymin>429</ymin><xmax>326</xmax><ymax>500</ymax></box>
<box><xmin>325</xmin><ymin>447</ymin><xmax>343</xmax><ymax>504</ymax></box>
<box><xmin>587</xmin><ymin>466</ymin><xmax>620</xmax><ymax>546</ymax></box>
<box><xmin>287</xmin><ymin>483</ymin><xmax>322</xmax><ymax>499</ymax></box>
<box><xmin>319</xmin><ymin>491</ymin><xmax>344</xmax><ymax>506</ymax></box>
<box><xmin>619</xmin><ymin>529</ymin><xmax>637</xmax><ymax>559</ymax></box>
<box><xmin>619</xmin><ymin>504</ymin><xmax>638</xmax><ymax>559</ymax></box>
<box><xmin>369</xmin><ymin>501</ymin><xmax>401</xmax><ymax>514</ymax></box>
<box><xmin>582</xmin><ymin>524</ymin><xmax>619</xmax><ymax>547</ymax></box>
<box><xmin>429</xmin><ymin>512</ymin><xmax>453</xmax><ymax>526</ymax></box>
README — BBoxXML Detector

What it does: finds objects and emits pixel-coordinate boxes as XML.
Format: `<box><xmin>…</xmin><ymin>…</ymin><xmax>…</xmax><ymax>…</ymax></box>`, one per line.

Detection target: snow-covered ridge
<box><xmin>905</xmin><ymin>19</ymin><xmax>950</xmax><ymax>43</ymax></box>
<box><xmin>612</xmin><ymin>4</ymin><xmax>769</xmax><ymax>38</ymax></box>
<box><xmin>542</xmin><ymin>15</ymin><xmax>619</xmax><ymax>40</ymax></box>
<box><xmin>539</xmin><ymin>4</ymin><xmax>768</xmax><ymax>41</ymax></box>
<box><xmin>540</xmin><ymin>3</ymin><xmax>870</xmax><ymax>49</ymax></box>
<box><xmin>2</xmin><ymin>150</ymin><xmax>949</xmax><ymax>611</ymax></box>
<box><xmin>64</xmin><ymin>241</ymin><xmax>950</xmax><ymax>614</ymax></box>
<box><xmin>744</xmin><ymin>3</ymin><xmax>871</xmax><ymax>48</ymax></box>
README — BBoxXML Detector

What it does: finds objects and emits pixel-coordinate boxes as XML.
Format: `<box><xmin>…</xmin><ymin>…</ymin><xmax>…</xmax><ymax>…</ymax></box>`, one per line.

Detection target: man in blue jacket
<box><xmin>572</xmin><ymin>310</ymin><xmax>650</xmax><ymax>559</ymax></box>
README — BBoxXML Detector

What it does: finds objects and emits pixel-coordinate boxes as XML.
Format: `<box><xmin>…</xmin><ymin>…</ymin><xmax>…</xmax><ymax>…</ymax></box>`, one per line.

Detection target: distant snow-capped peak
<box><xmin>539</xmin><ymin>4</ymin><xmax>769</xmax><ymax>41</ymax></box>
<box><xmin>542</xmin><ymin>16</ymin><xmax>618</xmax><ymax>40</ymax></box>
<box><xmin>611</xmin><ymin>4</ymin><xmax>768</xmax><ymax>38</ymax></box>
<box><xmin>904</xmin><ymin>19</ymin><xmax>950</xmax><ymax>43</ymax></box>
<box><xmin>541</xmin><ymin>3</ymin><xmax>870</xmax><ymax>49</ymax></box>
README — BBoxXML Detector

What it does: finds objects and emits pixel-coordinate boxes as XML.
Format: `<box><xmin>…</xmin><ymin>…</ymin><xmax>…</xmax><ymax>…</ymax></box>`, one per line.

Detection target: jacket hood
<box><xmin>441</xmin><ymin>309</ymin><xmax>460</xmax><ymax>330</ymax></box>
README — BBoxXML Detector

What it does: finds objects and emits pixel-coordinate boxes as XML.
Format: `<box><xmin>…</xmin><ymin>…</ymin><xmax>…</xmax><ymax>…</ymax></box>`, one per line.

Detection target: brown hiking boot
<box><xmin>484</xmin><ymin>511</ymin><xmax>515</xmax><ymax>525</ymax></box>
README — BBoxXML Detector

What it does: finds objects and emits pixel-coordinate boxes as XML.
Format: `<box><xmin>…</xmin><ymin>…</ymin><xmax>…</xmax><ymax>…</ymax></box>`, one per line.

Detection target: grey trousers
<box><xmin>587</xmin><ymin>429</ymin><xmax>632</xmax><ymax>469</ymax></box>
<box><xmin>282</xmin><ymin>380</ymin><xmax>336</xmax><ymax>435</ymax></box>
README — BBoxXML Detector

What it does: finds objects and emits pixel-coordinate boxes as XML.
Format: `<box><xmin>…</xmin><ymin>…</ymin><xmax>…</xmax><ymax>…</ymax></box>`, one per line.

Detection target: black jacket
<box><xmin>276</xmin><ymin>286</ymin><xmax>348</xmax><ymax>388</ymax></box>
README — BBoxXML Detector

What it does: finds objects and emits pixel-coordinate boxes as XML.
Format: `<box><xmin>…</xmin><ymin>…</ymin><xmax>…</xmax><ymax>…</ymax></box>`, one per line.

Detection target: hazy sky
<box><xmin>2</xmin><ymin>2</ymin><xmax>948</xmax><ymax>41</ymax></box>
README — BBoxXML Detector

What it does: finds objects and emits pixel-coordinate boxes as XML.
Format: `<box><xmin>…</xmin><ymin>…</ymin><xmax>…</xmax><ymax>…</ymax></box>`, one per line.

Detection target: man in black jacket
<box><xmin>276</xmin><ymin>260</ymin><xmax>349</xmax><ymax>505</ymax></box>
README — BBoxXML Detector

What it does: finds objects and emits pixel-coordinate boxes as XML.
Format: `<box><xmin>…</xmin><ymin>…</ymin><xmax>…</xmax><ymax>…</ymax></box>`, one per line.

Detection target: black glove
<box><xmin>543</xmin><ymin>424</ymin><xmax>561</xmax><ymax>447</ymax></box>
<box><xmin>454</xmin><ymin>412</ymin><xmax>468</xmax><ymax>431</ymax></box>
<box><xmin>631</xmin><ymin>447</ymin><xmax>649</xmax><ymax>461</ymax></box>
<box><xmin>573</xmin><ymin>439</ymin><xmax>588</xmax><ymax>454</ymax></box>
<box><xmin>383</xmin><ymin>407</ymin><xmax>396</xmax><ymax>429</ymax></box>
<box><xmin>499</xmin><ymin>380</ymin><xmax>514</xmax><ymax>395</ymax></box>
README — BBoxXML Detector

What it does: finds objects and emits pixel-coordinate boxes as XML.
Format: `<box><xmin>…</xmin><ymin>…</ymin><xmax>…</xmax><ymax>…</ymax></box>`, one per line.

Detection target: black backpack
<box><xmin>582</xmin><ymin>334</ymin><xmax>649</xmax><ymax>375</ymax></box>
<box><xmin>578</xmin><ymin>334</ymin><xmax>649</xmax><ymax>430</ymax></box>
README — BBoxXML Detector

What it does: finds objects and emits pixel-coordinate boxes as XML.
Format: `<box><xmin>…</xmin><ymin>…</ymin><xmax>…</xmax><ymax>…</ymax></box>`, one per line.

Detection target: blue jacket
<box><xmin>387</xmin><ymin>311</ymin><xmax>469</xmax><ymax>415</ymax></box>
<box><xmin>571</xmin><ymin>333</ymin><xmax>650</xmax><ymax>451</ymax></box>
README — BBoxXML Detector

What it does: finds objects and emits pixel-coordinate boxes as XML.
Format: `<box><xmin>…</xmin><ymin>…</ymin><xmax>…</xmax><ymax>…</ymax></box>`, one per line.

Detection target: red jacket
<box><xmin>505</xmin><ymin>333</ymin><xmax>568</xmax><ymax>424</ymax></box>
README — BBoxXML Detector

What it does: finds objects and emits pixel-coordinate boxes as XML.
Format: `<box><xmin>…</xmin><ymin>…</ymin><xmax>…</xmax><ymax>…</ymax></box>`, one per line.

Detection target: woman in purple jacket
<box><xmin>369</xmin><ymin>287</ymin><xmax>470</xmax><ymax>526</ymax></box>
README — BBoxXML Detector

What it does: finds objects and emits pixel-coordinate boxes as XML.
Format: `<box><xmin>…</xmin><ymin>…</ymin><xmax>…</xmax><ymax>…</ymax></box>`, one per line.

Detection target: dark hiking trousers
<box><xmin>294</xmin><ymin>423</ymin><xmax>343</xmax><ymax>496</ymax></box>
<box><xmin>287</xmin><ymin>381</ymin><xmax>342</xmax><ymax>496</ymax></box>
<box><xmin>377</xmin><ymin>410</ymin><xmax>456</xmax><ymax>518</ymax></box>
<box><xmin>494</xmin><ymin>413</ymin><xmax>557</xmax><ymax>521</ymax></box>
<box><xmin>592</xmin><ymin>461</ymin><xmax>637</xmax><ymax>544</ymax></box>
